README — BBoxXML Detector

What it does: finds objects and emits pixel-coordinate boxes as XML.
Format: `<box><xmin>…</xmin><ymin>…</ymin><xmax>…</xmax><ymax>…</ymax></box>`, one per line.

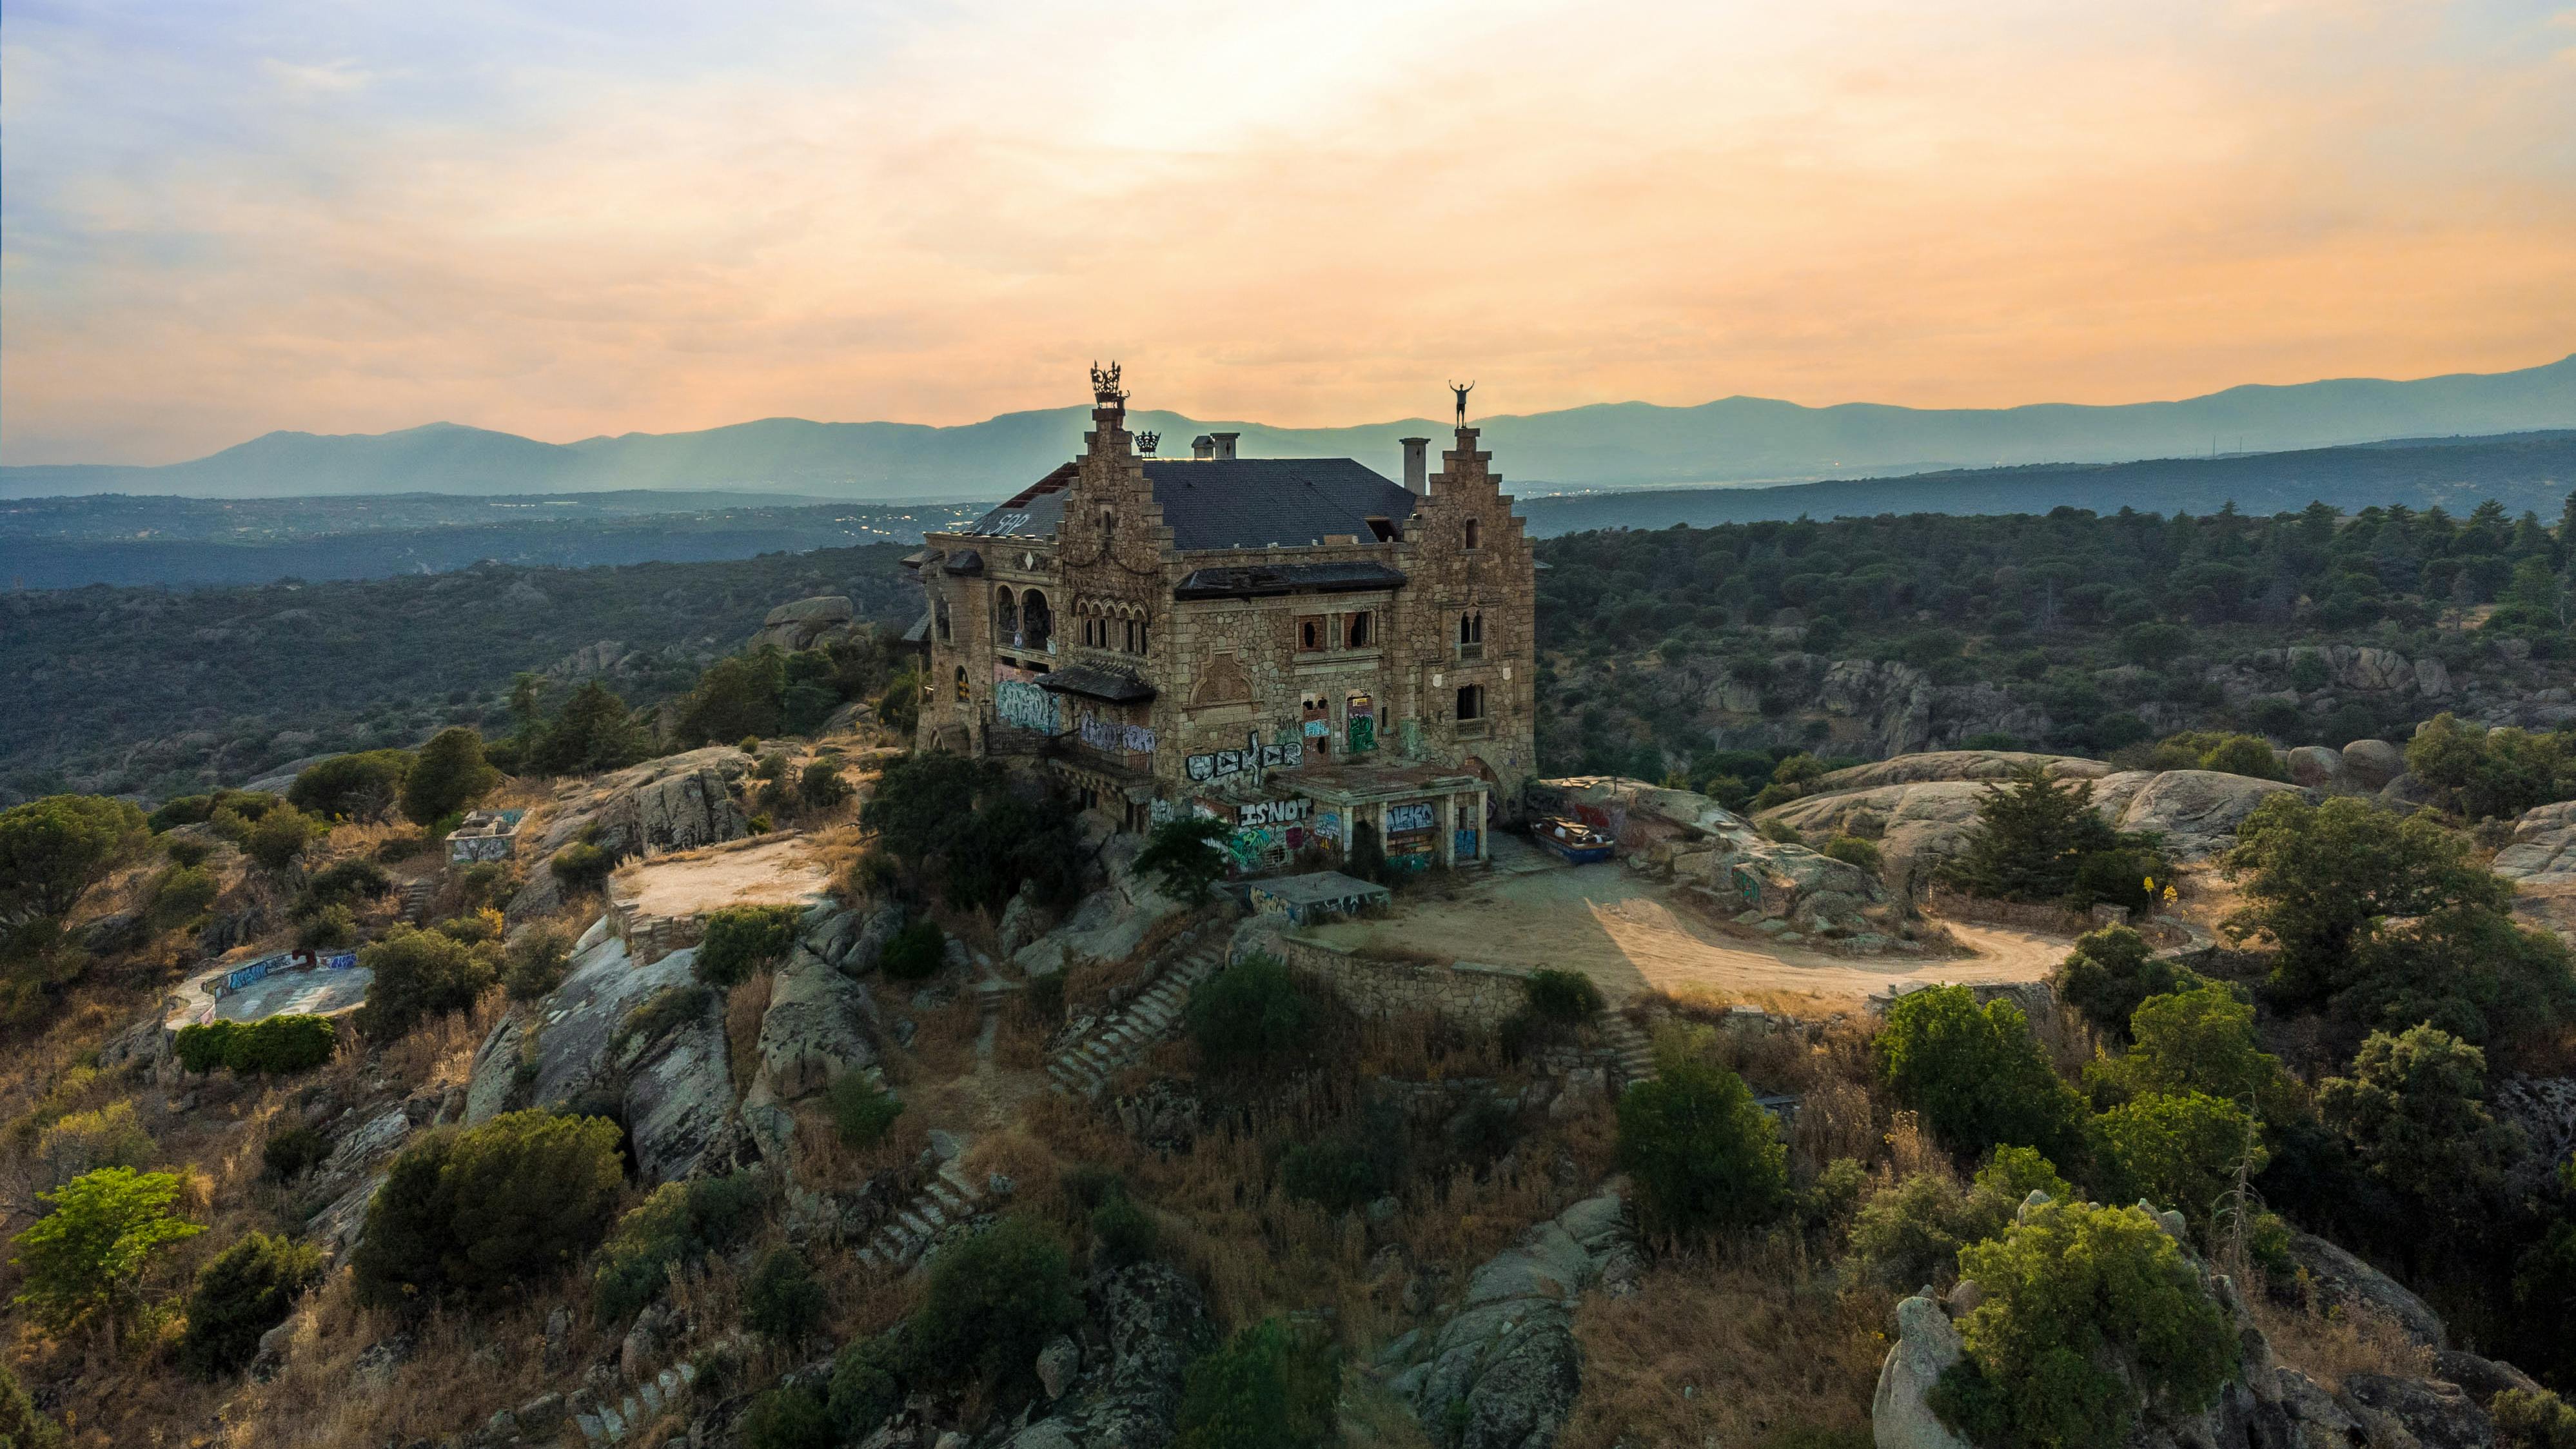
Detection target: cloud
<box><xmin>3</xmin><ymin>0</ymin><xmax>2572</xmax><ymax>463</ymax></box>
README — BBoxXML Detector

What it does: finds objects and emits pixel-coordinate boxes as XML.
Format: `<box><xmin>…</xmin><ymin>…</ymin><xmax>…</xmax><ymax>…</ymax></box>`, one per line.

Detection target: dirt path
<box><xmin>1307</xmin><ymin>861</ymin><xmax>2072</xmax><ymax>1006</ymax></box>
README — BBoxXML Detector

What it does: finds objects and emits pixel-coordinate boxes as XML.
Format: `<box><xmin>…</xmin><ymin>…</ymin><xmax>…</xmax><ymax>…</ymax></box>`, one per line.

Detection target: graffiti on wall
<box><xmin>994</xmin><ymin>679</ymin><xmax>1058</xmax><ymax>734</ymax></box>
<box><xmin>1455</xmin><ymin>828</ymin><xmax>1480</xmax><ymax>861</ymax></box>
<box><xmin>447</xmin><ymin>834</ymin><xmax>516</xmax><ymax>865</ymax></box>
<box><xmin>1238</xmin><ymin>798</ymin><xmax>1311</xmax><ymax>828</ymax></box>
<box><xmin>1079</xmin><ymin>715</ymin><xmax>1157</xmax><ymax>753</ymax></box>
<box><xmin>1185</xmin><ymin>729</ymin><xmax>1304</xmax><ymax>784</ymax></box>
<box><xmin>1386</xmin><ymin>802</ymin><xmax>1437</xmax><ymax>833</ymax></box>
<box><xmin>1347</xmin><ymin>715</ymin><xmax>1376</xmax><ymax>752</ymax></box>
<box><xmin>1313</xmin><ymin>811</ymin><xmax>1343</xmax><ymax>843</ymax></box>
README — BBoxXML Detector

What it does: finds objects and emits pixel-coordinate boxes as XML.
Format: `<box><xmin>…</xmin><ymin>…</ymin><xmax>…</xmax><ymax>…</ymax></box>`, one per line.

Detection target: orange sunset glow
<box><xmin>5</xmin><ymin>0</ymin><xmax>2573</xmax><ymax>464</ymax></box>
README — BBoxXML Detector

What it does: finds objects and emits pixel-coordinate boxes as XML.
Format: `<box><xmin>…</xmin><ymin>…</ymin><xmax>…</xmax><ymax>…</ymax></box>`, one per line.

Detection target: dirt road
<box><xmin>1306</xmin><ymin>860</ymin><xmax>2071</xmax><ymax>1007</ymax></box>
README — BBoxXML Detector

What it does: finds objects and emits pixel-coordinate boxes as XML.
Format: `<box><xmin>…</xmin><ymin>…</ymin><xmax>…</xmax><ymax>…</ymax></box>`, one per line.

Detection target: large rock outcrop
<box><xmin>1764</xmin><ymin>755</ymin><xmax>2302</xmax><ymax>868</ymax></box>
<box><xmin>1000</xmin><ymin>1261</ymin><xmax>1211</xmax><ymax>1449</ymax></box>
<box><xmin>1872</xmin><ymin>1294</ymin><xmax>1972</xmax><ymax>1449</ymax></box>
<box><xmin>465</xmin><ymin>923</ymin><xmax>742</xmax><ymax>1183</ymax></box>
<box><xmin>738</xmin><ymin>909</ymin><xmax>885</xmax><ymax>1165</ymax></box>
<box><xmin>1012</xmin><ymin>845</ymin><xmax>1184</xmax><ymax>979</ymax></box>
<box><xmin>1534</xmin><ymin>775</ymin><xmax>1900</xmax><ymax>937</ymax></box>
<box><xmin>746</xmin><ymin>596</ymin><xmax>862</xmax><ymax>653</ymax></box>
<box><xmin>509</xmin><ymin>747</ymin><xmax>754</xmax><ymax>916</ymax></box>
<box><xmin>1389</xmin><ymin>1188</ymin><xmax>1638</xmax><ymax>1449</ymax></box>
<box><xmin>2495</xmin><ymin>801</ymin><xmax>2576</xmax><ymax>886</ymax></box>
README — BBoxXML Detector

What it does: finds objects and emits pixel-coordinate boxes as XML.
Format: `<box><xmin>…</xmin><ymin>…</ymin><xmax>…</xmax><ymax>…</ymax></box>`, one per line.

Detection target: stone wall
<box><xmin>1268</xmin><ymin>934</ymin><xmax>1530</xmax><ymax>1030</ymax></box>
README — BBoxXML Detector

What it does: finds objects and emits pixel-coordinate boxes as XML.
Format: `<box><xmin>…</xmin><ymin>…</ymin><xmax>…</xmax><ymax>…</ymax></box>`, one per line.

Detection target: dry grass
<box><xmin>727</xmin><ymin>969</ymin><xmax>774</xmax><ymax>1100</ymax></box>
<box><xmin>1560</xmin><ymin>1244</ymin><xmax>1893</xmax><ymax>1449</ymax></box>
<box><xmin>2245</xmin><ymin>1276</ymin><xmax>2435</xmax><ymax>1391</ymax></box>
<box><xmin>375</xmin><ymin>991</ymin><xmax>509</xmax><ymax>1094</ymax></box>
<box><xmin>1354</xmin><ymin>1010</ymin><xmax>1511</xmax><ymax>1083</ymax></box>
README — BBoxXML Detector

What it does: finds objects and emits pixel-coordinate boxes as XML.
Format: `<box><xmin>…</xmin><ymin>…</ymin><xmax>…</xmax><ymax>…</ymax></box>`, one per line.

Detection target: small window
<box><xmin>953</xmin><ymin>665</ymin><xmax>969</xmax><ymax>701</ymax></box>
<box><xmin>934</xmin><ymin>598</ymin><xmax>952</xmax><ymax>642</ymax></box>
<box><xmin>996</xmin><ymin>587</ymin><xmax>1019</xmax><ymax>637</ymax></box>
<box><xmin>1365</xmin><ymin>516</ymin><xmax>1397</xmax><ymax>542</ymax></box>
<box><xmin>1345</xmin><ymin>612</ymin><xmax>1372</xmax><ymax>649</ymax></box>
<box><xmin>1457</xmin><ymin>684</ymin><xmax>1486</xmax><ymax>721</ymax></box>
<box><xmin>1459</xmin><ymin>611</ymin><xmax>1483</xmax><ymax>645</ymax></box>
<box><xmin>1297</xmin><ymin>615</ymin><xmax>1326</xmax><ymax>652</ymax></box>
<box><xmin>1464</xmin><ymin>518</ymin><xmax>1483</xmax><ymax>550</ymax></box>
<box><xmin>1021</xmin><ymin>589</ymin><xmax>1052</xmax><ymax>651</ymax></box>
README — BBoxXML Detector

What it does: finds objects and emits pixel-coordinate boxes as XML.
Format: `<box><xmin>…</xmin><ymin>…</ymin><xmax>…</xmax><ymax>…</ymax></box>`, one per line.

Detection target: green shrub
<box><xmin>288</xmin><ymin>750</ymin><xmax>415</xmax><ymax>824</ymax></box>
<box><xmin>593</xmin><ymin>1172</ymin><xmax>767</xmax><ymax>1323</ymax></box>
<box><xmin>878</xmin><ymin>918</ymin><xmax>947</xmax><ymax>981</ymax></box>
<box><xmin>163</xmin><ymin>835</ymin><xmax>215</xmax><ymax>869</ymax></box>
<box><xmin>10</xmin><ymin>1167</ymin><xmax>204</xmax><ymax>1345</ymax></box>
<box><xmin>356</xmin><ymin>925</ymin><xmax>498</xmax><ymax>1041</ymax></box>
<box><xmin>2052</xmin><ymin>925</ymin><xmax>2194</xmax><ymax>1044</ymax></box>
<box><xmin>827</xmin><ymin>1074</ymin><xmax>903</xmax><ymax>1147</ymax></box>
<box><xmin>1938</xmin><ymin>765</ymin><xmax>2161</xmax><ymax>912</ymax></box>
<box><xmin>2493</xmin><ymin>1388</ymin><xmax>2576</xmax><ymax>1449</ymax></box>
<box><xmin>263</xmin><ymin>1123</ymin><xmax>328</xmax><ymax>1181</ymax></box>
<box><xmin>1091</xmin><ymin>1195</ymin><xmax>1159</xmax><ymax>1268</ymax></box>
<box><xmin>293</xmin><ymin>902</ymin><xmax>357</xmax><ymax>951</ymax></box>
<box><xmin>2319</xmin><ymin>1024</ymin><xmax>2523</xmax><ymax>1229</ymax></box>
<box><xmin>2096</xmin><ymin>1091</ymin><xmax>2265</xmax><ymax>1230</ymax></box>
<box><xmin>740</xmin><ymin>1384</ymin><xmax>834</xmax><ymax>1449</ymax></box>
<box><xmin>353</xmin><ymin>1110</ymin><xmax>624</xmax><ymax>1308</ymax></box>
<box><xmin>145</xmin><ymin>866</ymin><xmax>219</xmax><ymax>934</ymax></box>
<box><xmin>240</xmin><ymin>805</ymin><xmax>324</xmax><ymax>872</ymax></box>
<box><xmin>400</xmin><ymin>727</ymin><xmax>498</xmax><ymax>827</ymax></box>
<box><xmin>1186</xmin><ymin>953</ymin><xmax>1319</xmax><ymax>1070</ymax></box>
<box><xmin>1617</xmin><ymin>1052</ymin><xmax>1790</xmax><ymax>1235</ymax></box>
<box><xmin>827</xmin><ymin>1335</ymin><xmax>908</xmax><ymax>1442</ymax></box>
<box><xmin>2084</xmin><ymin>985</ymin><xmax>2301</xmax><ymax>1121</ymax></box>
<box><xmin>1</xmin><ymin>794</ymin><xmax>148</xmax><ymax>925</ymax></box>
<box><xmin>1523</xmin><ymin>968</ymin><xmax>1604</xmax><ymax>1024</ymax></box>
<box><xmin>697</xmin><ymin>905</ymin><xmax>802</xmax><ymax>987</ymax></box>
<box><xmin>150</xmin><ymin>796</ymin><xmax>216</xmax><ymax>833</ymax></box>
<box><xmin>1175</xmin><ymin>1317</ymin><xmax>1341</xmax><ymax>1449</ymax></box>
<box><xmin>1822</xmin><ymin>836</ymin><xmax>1883</xmax><ymax>872</ymax></box>
<box><xmin>0</xmin><ymin>1360</ymin><xmax>63</xmax><ymax>1449</ymax></box>
<box><xmin>798</xmin><ymin>762</ymin><xmax>853</xmax><ymax>810</ymax></box>
<box><xmin>1929</xmin><ymin>1199</ymin><xmax>2237</xmax><ymax>1449</ymax></box>
<box><xmin>1132</xmin><ymin>815</ymin><xmax>1235</xmax><ymax>904</ymax></box>
<box><xmin>502</xmin><ymin>923</ymin><xmax>574</xmax><ymax>1001</ymax></box>
<box><xmin>910</xmin><ymin>1216</ymin><xmax>1077</xmax><ymax>1398</ymax></box>
<box><xmin>228</xmin><ymin>1015</ymin><xmax>336</xmax><ymax>1074</ymax></box>
<box><xmin>616</xmin><ymin>985</ymin><xmax>713</xmax><ymax>1051</ymax></box>
<box><xmin>743</xmin><ymin>1247</ymin><xmax>827</xmax><ymax>1345</ymax></box>
<box><xmin>1876</xmin><ymin>985</ymin><xmax>2089</xmax><ymax>1168</ymax></box>
<box><xmin>1280</xmin><ymin>1128</ymin><xmax>1402</xmax><ymax>1215</ymax></box>
<box><xmin>550</xmin><ymin>842</ymin><xmax>616</xmax><ymax>896</ymax></box>
<box><xmin>174</xmin><ymin>1020</ymin><xmax>240</xmax><ymax>1074</ymax></box>
<box><xmin>302</xmin><ymin>859</ymin><xmax>393</xmax><ymax>909</ymax></box>
<box><xmin>177</xmin><ymin>1232</ymin><xmax>324</xmax><ymax>1377</ymax></box>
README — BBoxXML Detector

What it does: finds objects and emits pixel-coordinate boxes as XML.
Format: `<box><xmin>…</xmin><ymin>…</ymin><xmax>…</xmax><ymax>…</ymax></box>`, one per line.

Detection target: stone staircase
<box><xmin>1600</xmin><ymin>1013</ymin><xmax>1657</xmax><ymax>1090</ymax></box>
<box><xmin>854</xmin><ymin>1156</ymin><xmax>991</xmax><ymax>1270</ymax></box>
<box><xmin>399</xmin><ymin>878</ymin><xmax>436</xmax><ymax>925</ymax></box>
<box><xmin>1041</xmin><ymin>939</ymin><xmax>1226</xmax><ymax>1099</ymax></box>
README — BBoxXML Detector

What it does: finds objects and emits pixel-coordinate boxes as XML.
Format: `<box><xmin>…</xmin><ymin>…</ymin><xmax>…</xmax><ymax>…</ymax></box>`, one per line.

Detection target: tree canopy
<box><xmin>0</xmin><ymin>794</ymin><xmax>146</xmax><ymax>923</ymax></box>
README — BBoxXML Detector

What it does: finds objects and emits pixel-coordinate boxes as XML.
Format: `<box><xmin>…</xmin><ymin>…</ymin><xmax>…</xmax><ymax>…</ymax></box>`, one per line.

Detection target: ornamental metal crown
<box><xmin>1137</xmin><ymin>430</ymin><xmax>1160</xmax><ymax>455</ymax></box>
<box><xmin>1090</xmin><ymin>360</ymin><xmax>1125</xmax><ymax>404</ymax></box>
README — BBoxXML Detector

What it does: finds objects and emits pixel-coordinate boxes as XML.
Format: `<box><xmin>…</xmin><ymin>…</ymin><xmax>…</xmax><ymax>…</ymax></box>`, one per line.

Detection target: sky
<box><xmin>3</xmin><ymin>0</ymin><xmax>2573</xmax><ymax>466</ymax></box>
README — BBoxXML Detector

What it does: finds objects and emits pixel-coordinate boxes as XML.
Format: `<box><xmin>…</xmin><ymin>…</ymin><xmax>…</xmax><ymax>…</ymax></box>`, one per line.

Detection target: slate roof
<box><xmin>1172</xmin><ymin>562</ymin><xmax>1409</xmax><ymax>600</ymax></box>
<box><xmin>1035</xmin><ymin>664</ymin><xmax>1157</xmax><ymax>703</ymax></box>
<box><xmin>1143</xmin><ymin>459</ymin><xmax>1416</xmax><ymax>551</ymax></box>
<box><xmin>959</xmin><ymin>458</ymin><xmax>1419</xmax><ymax>552</ymax></box>
<box><xmin>939</xmin><ymin>549</ymin><xmax>985</xmax><ymax>575</ymax></box>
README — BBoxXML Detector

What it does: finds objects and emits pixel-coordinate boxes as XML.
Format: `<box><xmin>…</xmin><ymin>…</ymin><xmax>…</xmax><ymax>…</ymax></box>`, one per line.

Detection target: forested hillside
<box><xmin>0</xmin><ymin>546</ymin><xmax>920</xmax><ymax>803</ymax></box>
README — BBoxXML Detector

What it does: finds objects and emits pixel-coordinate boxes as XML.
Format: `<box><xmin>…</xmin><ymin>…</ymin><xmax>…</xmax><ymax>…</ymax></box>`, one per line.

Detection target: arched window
<box><xmin>954</xmin><ymin>665</ymin><xmax>970</xmax><ymax>701</ymax></box>
<box><xmin>934</xmin><ymin>597</ymin><xmax>952</xmax><ymax>641</ymax></box>
<box><xmin>1345</xmin><ymin>611</ymin><xmax>1372</xmax><ymax>649</ymax></box>
<box><xmin>1456</xmin><ymin>684</ymin><xmax>1486</xmax><ymax>722</ymax></box>
<box><xmin>1464</xmin><ymin>517</ymin><xmax>1483</xmax><ymax>550</ymax></box>
<box><xmin>1458</xmin><ymin>611</ymin><xmax>1484</xmax><ymax>656</ymax></box>
<box><xmin>995</xmin><ymin>587</ymin><xmax>1019</xmax><ymax>640</ymax></box>
<box><xmin>1021</xmin><ymin>590</ymin><xmax>1052</xmax><ymax>651</ymax></box>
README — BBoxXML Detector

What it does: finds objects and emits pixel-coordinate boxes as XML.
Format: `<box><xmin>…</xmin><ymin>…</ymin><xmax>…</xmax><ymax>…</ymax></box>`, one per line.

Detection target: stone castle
<box><xmin>903</xmin><ymin>364</ymin><xmax>1536</xmax><ymax>872</ymax></box>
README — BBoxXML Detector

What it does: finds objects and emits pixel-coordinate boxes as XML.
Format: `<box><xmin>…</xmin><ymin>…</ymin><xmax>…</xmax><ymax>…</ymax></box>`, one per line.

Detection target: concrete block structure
<box><xmin>905</xmin><ymin>365</ymin><xmax>1537</xmax><ymax>869</ymax></box>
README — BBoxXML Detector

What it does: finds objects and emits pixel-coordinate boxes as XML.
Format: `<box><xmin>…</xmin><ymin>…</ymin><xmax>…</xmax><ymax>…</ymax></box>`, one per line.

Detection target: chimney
<box><xmin>1399</xmin><ymin>437</ymin><xmax>1430</xmax><ymax>495</ymax></box>
<box><xmin>1190</xmin><ymin>435</ymin><xmax>1215</xmax><ymax>461</ymax></box>
<box><xmin>1210</xmin><ymin>431</ymin><xmax>1239</xmax><ymax>461</ymax></box>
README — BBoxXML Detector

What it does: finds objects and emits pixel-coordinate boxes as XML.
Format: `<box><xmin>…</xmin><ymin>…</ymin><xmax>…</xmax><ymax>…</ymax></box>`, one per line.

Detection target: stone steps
<box><xmin>856</xmin><ymin>1148</ymin><xmax>992</xmax><ymax>1270</ymax></box>
<box><xmin>1599</xmin><ymin>1015</ymin><xmax>1657</xmax><ymax>1090</ymax></box>
<box><xmin>1041</xmin><ymin>941</ymin><xmax>1224</xmax><ymax>1101</ymax></box>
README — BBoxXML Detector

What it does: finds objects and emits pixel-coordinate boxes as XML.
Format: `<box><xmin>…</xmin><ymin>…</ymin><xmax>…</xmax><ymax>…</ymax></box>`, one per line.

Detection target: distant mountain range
<box><xmin>6</xmin><ymin>354</ymin><xmax>2571</xmax><ymax>502</ymax></box>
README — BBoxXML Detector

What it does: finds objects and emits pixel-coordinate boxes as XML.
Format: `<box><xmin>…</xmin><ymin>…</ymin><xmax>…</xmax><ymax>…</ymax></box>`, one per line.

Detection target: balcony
<box><xmin>1456</xmin><ymin>642</ymin><xmax>1484</xmax><ymax>661</ymax></box>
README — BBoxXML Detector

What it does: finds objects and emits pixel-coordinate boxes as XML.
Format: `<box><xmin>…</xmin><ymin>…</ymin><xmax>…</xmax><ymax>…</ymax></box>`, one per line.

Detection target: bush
<box><xmin>10</xmin><ymin>1167</ymin><xmax>205</xmax><ymax>1346</ymax></box>
<box><xmin>743</xmin><ymin>1247</ymin><xmax>828</xmax><ymax>1345</ymax></box>
<box><xmin>740</xmin><ymin>1384</ymin><xmax>834</xmax><ymax>1449</ymax></box>
<box><xmin>1186</xmin><ymin>953</ymin><xmax>1319</xmax><ymax>1070</ymax></box>
<box><xmin>1132</xmin><ymin>815</ymin><xmax>1235</xmax><ymax>904</ymax></box>
<box><xmin>593</xmin><ymin>1172</ymin><xmax>765</xmax><ymax>1323</ymax></box>
<box><xmin>2493</xmin><ymin>1389</ymin><xmax>2576</xmax><ymax>1449</ymax></box>
<box><xmin>1929</xmin><ymin>1199</ymin><xmax>2237</xmax><ymax>1449</ymax></box>
<box><xmin>175</xmin><ymin>1018</ymin><xmax>330</xmax><ymax>1076</ymax></box>
<box><xmin>910</xmin><ymin>1217</ymin><xmax>1078</xmax><ymax>1398</ymax></box>
<box><xmin>2096</xmin><ymin>1091</ymin><xmax>2265</xmax><ymax>1230</ymax></box>
<box><xmin>827</xmin><ymin>1336</ymin><xmax>908</xmax><ymax>1441</ymax></box>
<box><xmin>2407</xmin><ymin>711</ymin><xmax>2576</xmax><ymax>822</ymax></box>
<box><xmin>177</xmin><ymin>1232</ymin><xmax>324</xmax><ymax>1377</ymax></box>
<box><xmin>2223</xmin><ymin>793</ymin><xmax>2512</xmax><ymax>1005</ymax></box>
<box><xmin>302</xmin><ymin>858</ymin><xmax>393</xmax><ymax>909</ymax></box>
<box><xmin>357</xmin><ymin>925</ymin><xmax>498</xmax><ymax>1041</ymax></box>
<box><xmin>288</xmin><ymin>750</ymin><xmax>415</xmax><ymax>823</ymax></box>
<box><xmin>549</xmin><ymin>842</ymin><xmax>616</xmax><ymax>896</ymax></box>
<box><xmin>1876</xmin><ymin>985</ymin><xmax>2089</xmax><ymax>1168</ymax></box>
<box><xmin>878</xmin><ymin>918</ymin><xmax>947</xmax><ymax>981</ymax></box>
<box><xmin>1847</xmin><ymin>1149</ymin><xmax>2072</xmax><ymax>1289</ymax></box>
<box><xmin>2052</xmin><ymin>925</ymin><xmax>2194</xmax><ymax>1044</ymax></box>
<box><xmin>353</xmin><ymin>1109</ymin><xmax>624</xmax><ymax>1308</ymax></box>
<box><xmin>827</xmin><ymin>1074</ymin><xmax>903</xmax><ymax>1147</ymax></box>
<box><xmin>1174</xmin><ymin>1317</ymin><xmax>1341</xmax><ymax>1449</ymax></box>
<box><xmin>30</xmin><ymin>1101</ymin><xmax>154</xmax><ymax>1192</ymax></box>
<box><xmin>0</xmin><ymin>1361</ymin><xmax>63</xmax><ymax>1449</ymax></box>
<box><xmin>0</xmin><ymin>794</ymin><xmax>148</xmax><ymax>923</ymax></box>
<box><xmin>400</xmin><ymin>727</ymin><xmax>499</xmax><ymax>826</ymax></box>
<box><xmin>798</xmin><ymin>762</ymin><xmax>852</xmax><ymax>810</ymax></box>
<box><xmin>144</xmin><ymin>865</ymin><xmax>219</xmax><ymax>934</ymax></box>
<box><xmin>2318</xmin><ymin>1024</ymin><xmax>2522</xmax><ymax>1228</ymax></box>
<box><xmin>240</xmin><ymin>805</ymin><xmax>324</xmax><ymax>872</ymax></box>
<box><xmin>502</xmin><ymin>923</ymin><xmax>574</xmax><ymax>1001</ymax></box>
<box><xmin>1822</xmin><ymin>835</ymin><xmax>1883</xmax><ymax>872</ymax></box>
<box><xmin>1617</xmin><ymin>1053</ymin><xmax>1790</xmax><ymax>1235</ymax></box>
<box><xmin>2085</xmin><ymin>985</ymin><xmax>2300</xmax><ymax>1122</ymax></box>
<box><xmin>263</xmin><ymin>1123</ymin><xmax>328</xmax><ymax>1181</ymax></box>
<box><xmin>1281</xmin><ymin>1126</ymin><xmax>1403</xmax><ymax>1215</ymax></box>
<box><xmin>697</xmin><ymin>905</ymin><xmax>802</xmax><ymax>987</ymax></box>
<box><xmin>163</xmin><ymin>834</ymin><xmax>215</xmax><ymax>868</ymax></box>
<box><xmin>616</xmin><ymin>985</ymin><xmax>713</xmax><ymax>1050</ymax></box>
<box><xmin>1938</xmin><ymin>766</ymin><xmax>2161</xmax><ymax>912</ymax></box>
<box><xmin>1523</xmin><ymin>968</ymin><xmax>1604</xmax><ymax>1025</ymax></box>
<box><xmin>293</xmin><ymin>903</ymin><xmax>356</xmax><ymax>951</ymax></box>
<box><xmin>1090</xmin><ymin>1194</ymin><xmax>1159</xmax><ymax>1268</ymax></box>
